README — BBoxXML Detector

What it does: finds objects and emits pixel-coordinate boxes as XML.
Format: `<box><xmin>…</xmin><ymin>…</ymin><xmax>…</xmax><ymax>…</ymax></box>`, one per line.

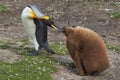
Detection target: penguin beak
<box><xmin>51</xmin><ymin>24</ymin><xmax>63</xmax><ymax>32</ymax></box>
<box><xmin>50</xmin><ymin>25</ymin><xmax>58</xmax><ymax>30</ymax></box>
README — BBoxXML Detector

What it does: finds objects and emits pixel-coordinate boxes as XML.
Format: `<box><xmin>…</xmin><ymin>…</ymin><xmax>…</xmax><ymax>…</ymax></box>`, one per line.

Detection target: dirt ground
<box><xmin>0</xmin><ymin>0</ymin><xmax>120</xmax><ymax>80</ymax></box>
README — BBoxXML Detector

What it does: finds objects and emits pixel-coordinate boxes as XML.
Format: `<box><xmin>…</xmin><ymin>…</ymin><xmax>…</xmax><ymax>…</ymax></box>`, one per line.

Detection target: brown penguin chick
<box><xmin>63</xmin><ymin>26</ymin><xmax>110</xmax><ymax>76</ymax></box>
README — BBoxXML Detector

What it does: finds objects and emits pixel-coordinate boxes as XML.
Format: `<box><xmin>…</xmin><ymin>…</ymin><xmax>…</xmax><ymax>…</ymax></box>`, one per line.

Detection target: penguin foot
<box><xmin>28</xmin><ymin>51</ymin><xmax>39</xmax><ymax>56</ymax></box>
<box><xmin>43</xmin><ymin>43</ymin><xmax>56</xmax><ymax>54</ymax></box>
<box><xmin>47</xmin><ymin>50</ymin><xmax>56</xmax><ymax>54</ymax></box>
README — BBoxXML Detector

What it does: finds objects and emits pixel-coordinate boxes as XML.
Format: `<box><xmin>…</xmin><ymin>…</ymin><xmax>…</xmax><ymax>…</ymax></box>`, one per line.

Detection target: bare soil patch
<box><xmin>0</xmin><ymin>49</ymin><xmax>21</xmax><ymax>63</ymax></box>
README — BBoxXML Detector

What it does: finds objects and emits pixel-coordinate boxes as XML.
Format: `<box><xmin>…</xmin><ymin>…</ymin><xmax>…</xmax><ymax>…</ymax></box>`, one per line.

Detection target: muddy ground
<box><xmin>0</xmin><ymin>0</ymin><xmax>120</xmax><ymax>80</ymax></box>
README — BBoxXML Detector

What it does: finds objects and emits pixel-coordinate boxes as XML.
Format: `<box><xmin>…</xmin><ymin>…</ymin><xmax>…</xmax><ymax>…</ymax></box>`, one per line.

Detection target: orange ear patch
<box><xmin>29</xmin><ymin>8</ymin><xmax>37</xmax><ymax>18</ymax></box>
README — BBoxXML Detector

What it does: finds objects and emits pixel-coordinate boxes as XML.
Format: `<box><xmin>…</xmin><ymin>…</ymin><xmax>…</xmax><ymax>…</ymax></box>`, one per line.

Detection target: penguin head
<box><xmin>40</xmin><ymin>18</ymin><xmax>58</xmax><ymax>30</ymax></box>
<box><xmin>21</xmin><ymin>4</ymin><xmax>59</xmax><ymax>30</ymax></box>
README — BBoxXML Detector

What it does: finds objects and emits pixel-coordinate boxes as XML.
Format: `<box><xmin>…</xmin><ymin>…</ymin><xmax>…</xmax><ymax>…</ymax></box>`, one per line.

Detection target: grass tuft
<box><xmin>0</xmin><ymin>4</ymin><xmax>7</xmax><ymax>12</ymax></box>
<box><xmin>50</xmin><ymin>42</ymin><xmax>67</xmax><ymax>55</ymax></box>
<box><xmin>108</xmin><ymin>1</ymin><xmax>117</xmax><ymax>6</ymax></box>
<box><xmin>0</xmin><ymin>41</ymin><xmax>16</xmax><ymax>49</ymax></box>
<box><xmin>0</xmin><ymin>54</ymin><xmax>57</xmax><ymax>80</ymax></box>
<box><xmin>108</xmin><ymin>12</ymin><xmax>120</xmax><ymax>19</ymax></box>
<box><xmin>94</xmin><ymin>1</ymin><xmax>103</xmax><ymax>5</ymax></box>
<box><xmin>106</xmin><ymin>44</ymin><xmax>120</xmax><ymax>54</ymax></box>
<box><xmin>68</xmin><ymin>62</ymin><xmax>75</xmax><ymax>68</ymax></box>
<box><xmin>0</xmin><ymin>40</ymin><xmax>68</xmax><ymax>80</ymax></box>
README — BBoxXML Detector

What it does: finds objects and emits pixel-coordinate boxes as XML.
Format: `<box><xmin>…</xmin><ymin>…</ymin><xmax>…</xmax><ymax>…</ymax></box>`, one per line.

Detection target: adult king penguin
<box><xmin>21</xmin><ymin>4</ymin><xmax>59</xmax><ymax>55</ymax></box>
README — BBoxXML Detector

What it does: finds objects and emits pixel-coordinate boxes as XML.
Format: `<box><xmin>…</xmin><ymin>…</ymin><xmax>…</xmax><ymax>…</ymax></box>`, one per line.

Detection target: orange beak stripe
<box><xmin>42</xmin><ymin>16</ymin><xmax>49</xmax><ymax>20</ymax></box>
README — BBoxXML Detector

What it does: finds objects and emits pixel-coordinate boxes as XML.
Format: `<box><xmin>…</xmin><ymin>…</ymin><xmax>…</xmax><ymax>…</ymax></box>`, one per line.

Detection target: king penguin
<box><xmin>21</xmin><ymin>4</ymin><xmax>59</xmax><ymax>55</ymax></box>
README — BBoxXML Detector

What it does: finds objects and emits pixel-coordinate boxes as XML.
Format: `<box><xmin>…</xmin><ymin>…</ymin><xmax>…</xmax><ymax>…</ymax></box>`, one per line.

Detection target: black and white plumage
<box><xmin>21</xmin><ymin>4</ymin><xmax>58</xmax><ymax>55</ymax></box>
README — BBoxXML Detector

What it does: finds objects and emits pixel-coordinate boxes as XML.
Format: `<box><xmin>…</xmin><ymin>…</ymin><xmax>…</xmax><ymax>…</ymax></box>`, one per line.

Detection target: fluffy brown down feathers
<box><xmin>63</xmin><ymin>26</ymin><xmax>110</xmax><ymax>76</ymax></box>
